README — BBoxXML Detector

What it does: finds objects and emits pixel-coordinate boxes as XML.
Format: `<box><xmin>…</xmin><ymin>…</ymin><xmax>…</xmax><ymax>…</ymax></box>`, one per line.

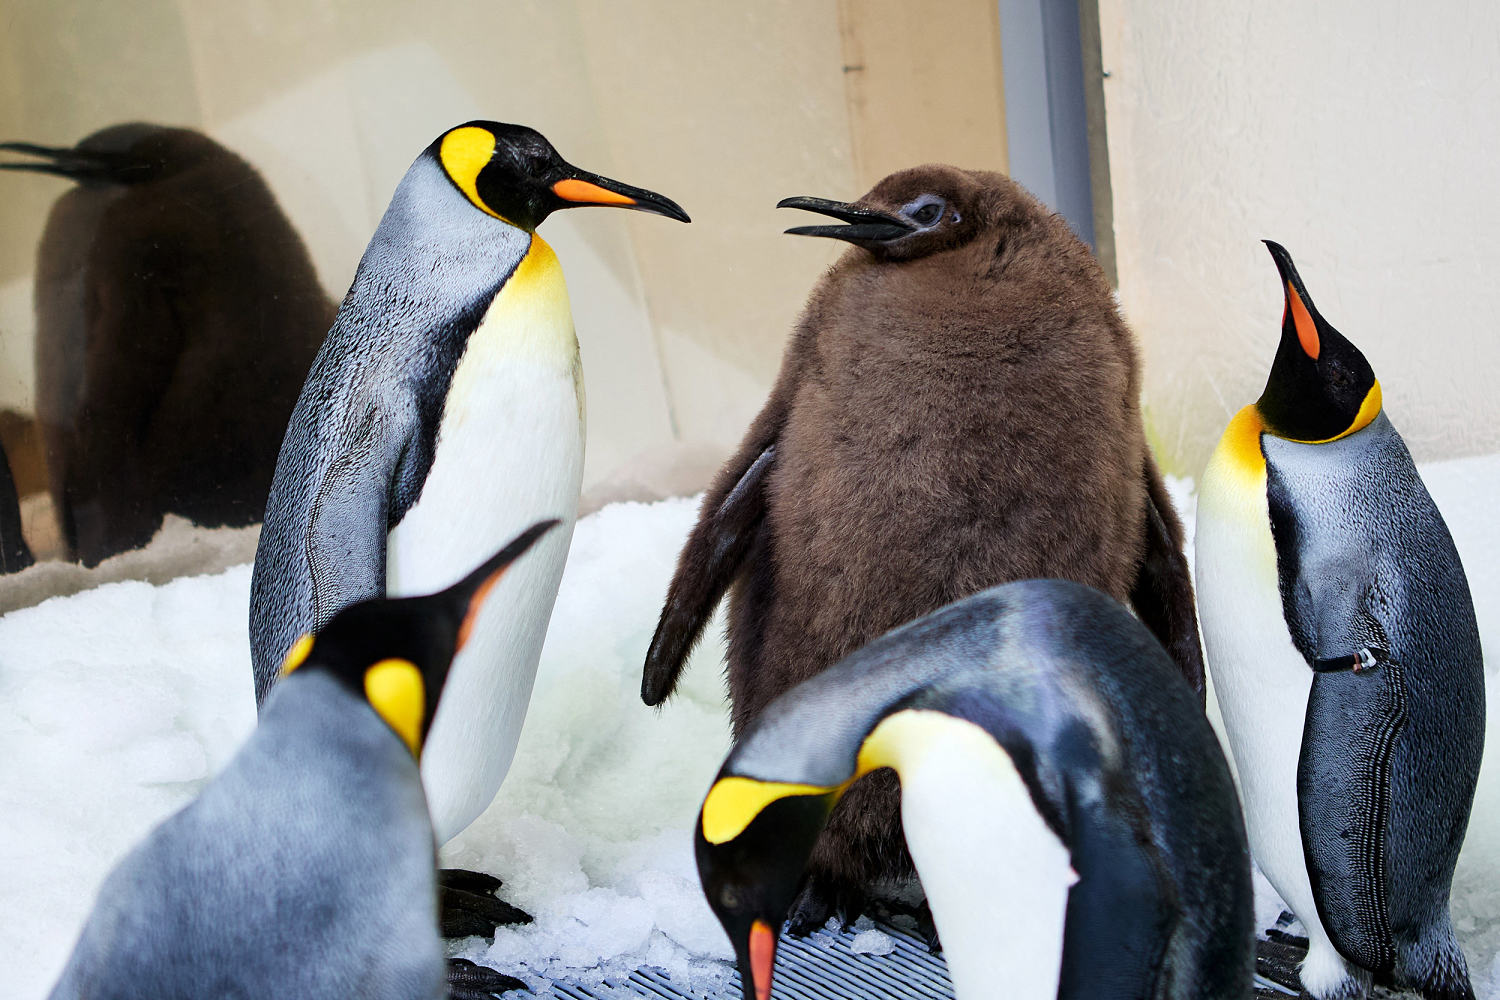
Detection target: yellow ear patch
<box><xmin>280</xmin><ymin>633</ymin><xmax>315</xmax><ymax>676</ymax></box>
<box><xmin>439</xmin><ymin>126</ymin><xmax>505</xmax><ymax>222</ymax></box>
<box><xmin>701</xmin><ymin>777</ymin><xmax>836</xmax><ymax>845</ymax></box>
<box><xmin>364</xmin><ymin>659</ymin><xmax>426</xmax><ymax>757</ymax></box>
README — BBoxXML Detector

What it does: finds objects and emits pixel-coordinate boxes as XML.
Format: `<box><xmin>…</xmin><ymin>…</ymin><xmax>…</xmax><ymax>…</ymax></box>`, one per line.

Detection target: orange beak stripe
<box><xmin>1286</xmin><ymin>280</ymin><xmax>1320</xmax><ymax>360</ymax></box>
<box><xmin>553</xmin><ymin>178</ymin><xmax>637</xmax><ymax>206</ymax></box>
<box><xmin>749</xmin><ymin>920</ymin><xmax>776</xmax><ymax>1000</ymax></box>
<box><xmin>456</xmin><ymin>567</ymin><xmax>508</xmax><ymax>652</ymax></box>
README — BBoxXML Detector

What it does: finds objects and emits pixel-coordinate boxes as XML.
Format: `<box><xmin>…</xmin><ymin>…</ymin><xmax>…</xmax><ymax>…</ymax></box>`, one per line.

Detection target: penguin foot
<box><xmin>867</xmin><ymin>897</ymin><xmax>941</xmax><ymax>953</ymax></box>
<box><xmin>785</xmin><ymin>875</ymin><xmax>868</xmax><ymax>937</ymax></box>
<box><xmin>1265</xmin><ymin>910</ymin><xmax>1310</xmax><ymax>948</ymax></box>
<box><xmin>448</xmin><ymin>957</ymin><xmax>527</xmax><ymax>998</ymax></box>
<box><xmin>439</xmin><ymin>869</ymin><xmax>532</xmax><ymax>939</ymax></box>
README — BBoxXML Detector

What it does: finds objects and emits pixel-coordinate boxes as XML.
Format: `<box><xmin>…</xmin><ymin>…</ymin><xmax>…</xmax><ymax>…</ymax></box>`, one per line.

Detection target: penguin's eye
<box><xmin>720</xmin><ymin>884</ymin><xmax>743</xmax><ymax>910</ymax></box>
<box><xmin>1328</xmin><ymin>362</ymin><xmax>1353</xmax><ymax>389</ymax></box>
<box><xmin>909</xmin><ymin>201</ymin><xmax>943</xmax><ymax>226</ymax></box>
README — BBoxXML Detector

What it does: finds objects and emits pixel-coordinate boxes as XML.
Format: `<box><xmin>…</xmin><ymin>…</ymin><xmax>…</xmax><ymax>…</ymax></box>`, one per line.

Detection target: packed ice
<box><xmin>3</xmin><ymin>458</ymin><xmax>1500</xmax><ymax>998</ymax></box>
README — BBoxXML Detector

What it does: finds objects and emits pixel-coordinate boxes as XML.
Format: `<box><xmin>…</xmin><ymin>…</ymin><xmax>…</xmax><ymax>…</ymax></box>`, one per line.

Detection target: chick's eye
<box><xmin>719</xmin><ymin>885</ymin><xmax>742</xmax><ymax>909</ymax></box>
<box><xmin>911</xmin><ymin>202</ymin><xmax>942</xmax><ymax>225</ymax></box>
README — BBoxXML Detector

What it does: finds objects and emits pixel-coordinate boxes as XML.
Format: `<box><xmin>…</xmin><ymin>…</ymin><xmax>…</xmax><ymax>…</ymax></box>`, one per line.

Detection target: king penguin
<box><xmin>696</xmin><ymin>578</ymin><xmax>1254</xmax><ymax>1000</ymax></box>
<box><xmin>643</xmin><ymin>165</ymin><xmax>1203</xmax><ymax>928</ymax></box>
<box><xmin>2</xmin><ymin>124</ymin><xmax>333</xmax><ymax>565</ymax></box>
<box><xmin>48</xmin><ymin>520</ymin><xmax>557</xmax><ymax>1000</ymax></box>
<box><xmin>250</xmin><ymin>123</ymin><xmax>688</xmax><ymax>893</ymax></box>
<box><xmin>1195</xmin><ymin>242</ymin><xmax>1484</xmax><ymax>1000</ymax></box>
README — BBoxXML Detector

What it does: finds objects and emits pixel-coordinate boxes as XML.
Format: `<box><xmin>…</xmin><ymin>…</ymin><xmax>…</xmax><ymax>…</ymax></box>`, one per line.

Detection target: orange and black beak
<box><xmin>1265</xmin><ymin>239</ymin><xmax>1323</xmax><ymax>361</ymax></box>
<box><xmin>550</xmin><ymin>167</ymin><xmax>690</xmax><ymax>223</ymax></box>
<box><xmin>777</xmin><ymin>195</ymin><xmax>915</xmax><ymax>248</ymax></box>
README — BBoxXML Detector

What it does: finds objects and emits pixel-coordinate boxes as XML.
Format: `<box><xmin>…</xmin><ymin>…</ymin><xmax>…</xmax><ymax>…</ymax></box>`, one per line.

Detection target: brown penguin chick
<box><xmin>641</xmin><ymin>164</ymin><xmax>1203</xmax><ymax>930</ymax></box>
<box><xmin>2</xmin><ymin>124</ymin><xmax>333</xmax><ymax>565</ymax></box>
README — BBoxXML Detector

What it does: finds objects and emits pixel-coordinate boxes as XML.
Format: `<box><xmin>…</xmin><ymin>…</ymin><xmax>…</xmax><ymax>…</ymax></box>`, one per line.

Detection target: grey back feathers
<box><xmin>1265</xmin><ymin>413</ymin><xmax>1483</xmax><ymax>995</ymax></box>
<box><xmin>250</xmin><ymin>152</ymin><xmax>530</xmax><ymax>697</ymax></box>
<box><xmin>48</xmin><ymin>671</ymin><xmax>443</xmax><ymax>1000</ymax></box>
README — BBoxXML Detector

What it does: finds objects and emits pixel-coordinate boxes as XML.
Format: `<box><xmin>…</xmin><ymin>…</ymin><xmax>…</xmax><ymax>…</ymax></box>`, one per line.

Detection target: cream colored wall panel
<box><xmin>571</xmin><ymin>0</ymin><xmax>857</xmax><ymax>456</ymax></box>
<box><xmin>1099</xmin><ymin>0</ymin><xmax>1500</xmax><ymax>471</ymax></box>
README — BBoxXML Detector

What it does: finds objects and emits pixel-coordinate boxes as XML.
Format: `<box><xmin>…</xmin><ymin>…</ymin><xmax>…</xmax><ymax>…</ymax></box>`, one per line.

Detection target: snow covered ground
<box><xmin>3</xmin><ymin>459</ymin><xmax>1500</xmax><ymax>998</ymax></box>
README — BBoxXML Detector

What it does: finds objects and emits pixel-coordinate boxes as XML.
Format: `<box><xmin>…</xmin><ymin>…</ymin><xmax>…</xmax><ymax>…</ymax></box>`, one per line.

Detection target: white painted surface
<box><xmin>1098</xmin><ymin>0</ymin><xmax>1500</xmax><ymax>472</ymax></box>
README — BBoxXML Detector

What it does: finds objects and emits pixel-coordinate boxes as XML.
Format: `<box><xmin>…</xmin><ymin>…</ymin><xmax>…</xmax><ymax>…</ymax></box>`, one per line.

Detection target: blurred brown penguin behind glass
<box><xmin>642</xmin><ymin>165</ymin><xmax>1203</xmax><ymax>928</ymax></box>
<box><xmin>1</xmin><ymin>124</ymin><xmax>332</xmax><ymax>565</ymax></box>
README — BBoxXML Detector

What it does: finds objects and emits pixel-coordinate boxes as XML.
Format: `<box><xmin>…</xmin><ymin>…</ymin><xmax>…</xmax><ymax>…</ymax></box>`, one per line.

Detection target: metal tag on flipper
<box><xmin>1297</xmin><ymin>657</ymin><xmax>1409</xmax><ymax>976</ymax></box>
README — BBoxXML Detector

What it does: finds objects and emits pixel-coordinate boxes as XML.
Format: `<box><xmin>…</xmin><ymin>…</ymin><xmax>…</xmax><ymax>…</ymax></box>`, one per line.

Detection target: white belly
<box><xmin>872</xmin><ymin>710</ymin><xmax>1074</xmax><ymax>1000</ymax></box>
<box><xmin>386</xmin><ymin>234</ymin><xmax>584</xmax><ymax>842</ymax></box>
<box><xmin>1196</xmin><ymin>426</ymin><xmax>1351</xmax><ymax>990</ymax></box>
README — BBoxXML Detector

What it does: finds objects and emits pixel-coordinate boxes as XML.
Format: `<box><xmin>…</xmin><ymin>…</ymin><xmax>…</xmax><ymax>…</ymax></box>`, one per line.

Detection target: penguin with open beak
<box><xmin>249</xmin><ymin>121</ymin><xmax>687</xmax><ymax>991</ymax></box>
<box><xmin>1195</xmin><ymin>243</ymin><xmax>1484</xmax><ymax>1000</ymax></box>
<box><xmin>47</xmin><ymin>520</ymin><xmax>557</xmax><ymax>1000</ymax></box>
<box><xmin>644</xmin><ymin>165</ymin><xmax>1202</xmax><ymax>928</ymax></box>
<box><xmin>696</xmin><ymin>579</ymin><xmax>1253</xmax><ymax>1000</ymax></box>
<box><xmin>1</xmin><ymin>124</ymin><xmax>333</xmax><ymax>565</ymax></box>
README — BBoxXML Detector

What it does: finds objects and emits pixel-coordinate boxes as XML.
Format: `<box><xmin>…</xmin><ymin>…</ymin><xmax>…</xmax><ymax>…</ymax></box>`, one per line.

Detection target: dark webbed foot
<box><xmin>785</xmin><ymin>874</ymin><xmax>869</xmax><ymax>937</ymax></box>
<box><xmin>448</xmin><ymin>957</ymin><xmax>527</xmax><ymax>998</ymax></box>
<box><xmin>869</xmin><ymin>896</ymin><xmax>940</xmax><ymax>953</ymax></box>
<box><xmin>439</xmin><ymin>868</ymin><xmax>532</xmax><ymax>939</ymax></box>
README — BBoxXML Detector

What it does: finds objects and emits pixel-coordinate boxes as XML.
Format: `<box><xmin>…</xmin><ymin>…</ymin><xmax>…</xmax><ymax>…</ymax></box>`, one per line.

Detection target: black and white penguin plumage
<box><xmin>1195</xmin><ymin>241</ymin><xmax>1484</xmax><ymax>1000</ymax></box>
<box><xmin>250</xmin><ymin>121</ymin><xmax>688</xmax><ymax>850</ymax></box>
<box><xmin>696</xmin><ymin>579</ymin><xmax>1254</xmax><ymax>1000</ymax></box>
<box><xmin>47</xmin><ymin>521</ymin><xmax>557</xmax><ymax>1000</ymax></box>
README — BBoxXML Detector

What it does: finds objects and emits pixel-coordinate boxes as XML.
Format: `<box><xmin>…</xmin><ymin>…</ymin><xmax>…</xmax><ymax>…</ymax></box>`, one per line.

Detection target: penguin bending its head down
<box><xmin>697</xmin><ymin>579</ymin><xmax>1254</xmax><ymax>1000</ymax></box>
<box><xmin>1</xmin><ymin>124</ymin><xmax>332</xmax><ymax>565</ymax></box>
<box><xmin>1195</xmin><ymin>242</ymin><xmax>1484</xmax><ymax>1000</ymax></box>
<box><xmin>249</xmin><ymin>121</ymin><xmax>688</xmax><ymax>934</ymax></box>
<box><xmin>48</xmin><ymin>520</ymin><xmax>558</xmax><ymax>1000</ymax></box>
<box><xmin>644</xmin><ymin>165</ymin><xmax>1203</xmax><ymax>928</ymax></box>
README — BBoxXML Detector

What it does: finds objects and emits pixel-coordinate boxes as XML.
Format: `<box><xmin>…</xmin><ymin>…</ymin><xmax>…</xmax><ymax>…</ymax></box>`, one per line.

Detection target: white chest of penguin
<box><xmin>1194</xmin><ymin>411</ymin><xmax>1325</xmax><ymax>942</ymax></box>
<box><xmin>385</xmin><ymin>234</ymin><xmax>585</xmax><ymax>841</ymax></box>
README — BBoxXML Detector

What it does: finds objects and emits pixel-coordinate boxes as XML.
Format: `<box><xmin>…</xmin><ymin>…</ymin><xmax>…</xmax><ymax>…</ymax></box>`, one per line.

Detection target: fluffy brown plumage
<box><xmin>643</xmin><ymin>165</ymin><xmax>1201</xmax><ymax>927</ymax></box>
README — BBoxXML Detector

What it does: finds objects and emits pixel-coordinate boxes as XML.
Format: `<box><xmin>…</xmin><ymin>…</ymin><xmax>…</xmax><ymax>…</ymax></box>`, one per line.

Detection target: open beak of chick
<box><xmin>776</xmin><ymin>195</ymin><xmax>915</xmax><ymax>247</ymax></box>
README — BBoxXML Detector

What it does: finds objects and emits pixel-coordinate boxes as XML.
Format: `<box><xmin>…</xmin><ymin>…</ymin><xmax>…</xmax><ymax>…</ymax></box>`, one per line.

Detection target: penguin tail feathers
<box><xmin>1410</xmin><ymin>934</ymin><xmax>1476</xmax><ymax>1000</ymax></box>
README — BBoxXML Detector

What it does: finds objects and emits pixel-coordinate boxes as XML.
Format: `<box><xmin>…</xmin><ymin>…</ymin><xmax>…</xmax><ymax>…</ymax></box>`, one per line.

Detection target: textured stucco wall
<box><xmin>1098</xmin><ymin>0</ymin><xmax>1500</xmax><ymax>474</ymax></box>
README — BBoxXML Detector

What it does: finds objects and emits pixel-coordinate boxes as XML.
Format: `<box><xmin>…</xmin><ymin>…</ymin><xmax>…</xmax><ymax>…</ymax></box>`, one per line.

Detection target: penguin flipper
<box><xmin>305</xmin><ymin>406</ymin><xmax>408</xmax><ymax>631</ymax></box>
<box><xmin>1128</xmin><ymin>453</ymin><xmax>1205</xmax><ymax>700</ymax></box>
<box><xmin>641</xmin><ymin>442</ymin><xmax>776</xmax><ymax>705</ymax></box>
<box><xmin>1298</xmin><ymin>650</ymin><xmax>1408</xmax><ymax>977</ymax></box>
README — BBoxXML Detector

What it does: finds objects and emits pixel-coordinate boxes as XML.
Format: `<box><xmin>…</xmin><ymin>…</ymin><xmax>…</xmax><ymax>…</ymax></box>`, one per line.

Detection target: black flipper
<box><xmin>641</xmin><ymin>443</ymin><xmax>776</xmax><ymax>706</ymax></box>
<box><xmin>447</xmin><ymin>957</ymin><xmax>527</xmax><ymax>998</ymax></box>
<box><xmin>1128</xmin><ymin>453</ymin><xmax>1205</xmax><ymax>701</ymax></box>
<box><xmin>1298</xmin><ymin>649</ymin><xmax>1408</xmax><ymax>977</ymax></box>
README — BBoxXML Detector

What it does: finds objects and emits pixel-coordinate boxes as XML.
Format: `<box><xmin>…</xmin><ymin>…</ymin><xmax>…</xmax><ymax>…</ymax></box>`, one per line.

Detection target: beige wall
<box><xmin>1097</xmin><ymin>0</ymin><xmax>1500</xmax><ymax>474</ymax></box>
<box><xmin>0</xmin><ymin>0</ymin><xmax>1009</xmax><ymax>510</ymax></box>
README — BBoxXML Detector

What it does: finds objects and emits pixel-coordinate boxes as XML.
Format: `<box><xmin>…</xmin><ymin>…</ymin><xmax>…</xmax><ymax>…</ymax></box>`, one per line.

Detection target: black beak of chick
<box><xmin>551</xmin><ymin>168</ymin><xmax>691</xmax><ymax>223</ymax></box>
<box><xmin>777</xmin><ymin>196</ymin><xmax>915</xmax><ymax>247</ymax></box>
<box><xmin>0</xmin><ymin>142</ymin><xmax>145</xmax><ymax>184</ymax></box>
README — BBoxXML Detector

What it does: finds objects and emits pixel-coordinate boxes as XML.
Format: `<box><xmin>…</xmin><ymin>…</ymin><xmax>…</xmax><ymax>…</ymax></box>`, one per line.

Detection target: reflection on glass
<box><xmin>1</xmin><ymin>123</ymin><xmax>333</xmax><ymax>566</ymax></box>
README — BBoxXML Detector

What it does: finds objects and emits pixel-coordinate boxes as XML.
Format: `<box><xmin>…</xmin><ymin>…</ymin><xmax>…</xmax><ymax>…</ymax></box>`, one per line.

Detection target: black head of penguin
<box><xmin>697</xmin><ymin>786</ymin><xmax>837</xmax><ymax>1000</ymax></box>
<box><xmin>1255</xmin><ymin>241</ymin><xmax>1382</xmax><ymax>443</ymax></box>
<box><xmin>430</xmin><ymin>121</ymin><xmax>690</xmax><ymax>232</ymax></box>
<box><xmin>278</xmin><ymin>519</ymin><xmax>559</xmax><ymax>756</ymax></box>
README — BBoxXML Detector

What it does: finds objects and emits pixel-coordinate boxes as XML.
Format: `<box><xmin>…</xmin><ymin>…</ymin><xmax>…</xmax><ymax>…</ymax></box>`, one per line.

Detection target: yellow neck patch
<box><xmin>439</xmin><ymin>126</ymin><xmax>510</xmax><ymax>224</ymax></box>
<box><xmin>700</xmin><ymin>777</ymin><xmax>837</xmax><ymax>845</ymax></box>
<box><xmin>364</xmin><ymin>659</ymin><xmax>426</xmax><ymax>758</ymax></box>
<box><xmin>280</xmin><ymin>633</ymin><xmax>315</xmax><ymax>676</ymax></box>
<box><xmin>1208</xmin><ymin>404</ymin><xmax>1268</xmax><ymax>488</ymax></box>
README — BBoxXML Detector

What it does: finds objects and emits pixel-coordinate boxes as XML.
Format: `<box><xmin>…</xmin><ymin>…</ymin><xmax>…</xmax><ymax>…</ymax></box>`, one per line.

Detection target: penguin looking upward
<box><xmin>697</xmin><ymin>579</ymin><xmax>1253</xmax><ymax>1000</ymax></box>
<box><xmin>643</xmin><ymin>165</ymin><xmax>1202</xmax><ymax>927</ymax></box>
<box><xmin>1</xmin><ymin>124</ymin><xmax>333</xmax><ymax>565</ymax></box>
<box><xmin>1195</xmin><ymin>243</ymin><xmax>1483</xmax><ymax>1000</ymax></box>
<box><xmin>250</xmin><ymin>122</ymin><xmax>688</xmax><ymax>947</ymax></box>
<box><xmin>48</xmin><ymin>520</ymin><xmax>558</xmax><ymax>1000</ymax></box>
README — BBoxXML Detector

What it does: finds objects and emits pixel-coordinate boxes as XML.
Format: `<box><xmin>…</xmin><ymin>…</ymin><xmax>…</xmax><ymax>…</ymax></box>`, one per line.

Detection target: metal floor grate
<box><xmin>542</xmin><ymin>920</ymin><xmax>952</xmax><ymax>999</ymax></box>
<box><xmin>540</xmin><ymin>924</ymin><xmax>1335</xmax><ymax>998</ymax></box>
